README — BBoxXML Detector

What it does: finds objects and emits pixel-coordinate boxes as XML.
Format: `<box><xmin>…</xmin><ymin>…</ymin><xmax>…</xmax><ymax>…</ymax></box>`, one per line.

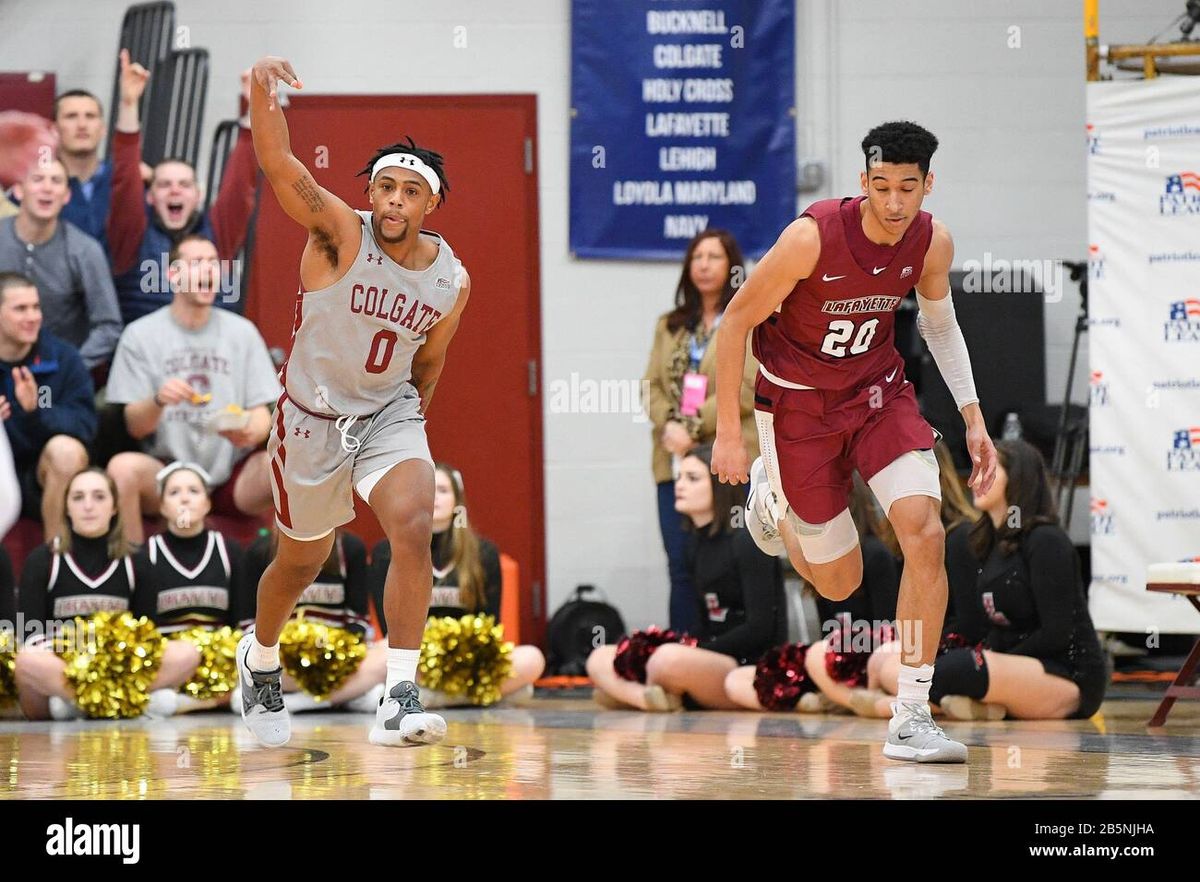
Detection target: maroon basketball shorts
<box><xmin>754</xmin><ymin>366</ymin><xmax>937</xmax><ymax>524</ymax></box>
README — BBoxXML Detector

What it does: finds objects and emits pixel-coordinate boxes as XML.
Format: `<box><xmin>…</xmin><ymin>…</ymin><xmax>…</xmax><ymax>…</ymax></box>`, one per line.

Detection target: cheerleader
<box><xmin>369</xmin><ymin>462</ymin><xmax>545</xmax><ymax>706</ymax></box>
<box><xmin>12</xmin><ymin>468</ymin><xmax>175</xmax><ymax>720</ymax></box>
<box><xmin>240</xmin><ymin>527</ymin><xmax>378</xmax><ymax>712</ymax></box>
<box><xmin>133</xmin><ymin>462</ymin><xmax>248</xmax><ymax>714</ymax></box>
<box><xmin>862</xmin><ymin>440</ymin><xmax>1107</xmax><ymax>721</ymax></box>
<box><xmin>587</xmin><ymin>444</ymin><xmax>785</xmax><ymax>711</ymax></box>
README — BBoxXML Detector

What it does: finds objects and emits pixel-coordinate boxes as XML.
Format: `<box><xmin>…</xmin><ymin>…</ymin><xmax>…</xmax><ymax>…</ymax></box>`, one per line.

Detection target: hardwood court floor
<box><xmin>1</xmin><ymin>698</ymin><xmax>1197</xmax><ymax>800</ymax></box>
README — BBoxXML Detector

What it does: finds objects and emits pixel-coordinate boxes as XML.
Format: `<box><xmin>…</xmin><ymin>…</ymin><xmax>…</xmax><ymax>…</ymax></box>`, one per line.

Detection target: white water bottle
<box><xmin>1001</xmin><ymin>412</ymin><xmax>1023</xmax><ymax>441</ymax></box>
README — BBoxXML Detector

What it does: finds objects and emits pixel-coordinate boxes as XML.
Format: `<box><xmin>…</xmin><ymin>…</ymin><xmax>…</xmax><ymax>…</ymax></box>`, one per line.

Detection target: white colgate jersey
<box><xmin>282</xmin><ymin>210</ymin><xmax>463</xmax><ymax>416</ymax></box>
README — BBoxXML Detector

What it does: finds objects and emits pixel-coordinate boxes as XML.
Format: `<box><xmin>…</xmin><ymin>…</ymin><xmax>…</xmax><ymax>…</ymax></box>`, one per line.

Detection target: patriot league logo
<box><xmin>1090</xmin><ymin>497</ymin><xmax>1115</xmax><ymax>535</ymax></box>
<box><xmin>1160</xmin><ymin>172</ymin><xmax>1200</xmax><ymax>215</ymax></box>
<box><xmin>1168</xmin><ymin>427</ymin><xmax>1200</xmax><ymax>471</ymax></box>
<box><xmin>1165</xmin><ymin>299</ymin><xmax>1200</xmax><ymax>342</ymax></box>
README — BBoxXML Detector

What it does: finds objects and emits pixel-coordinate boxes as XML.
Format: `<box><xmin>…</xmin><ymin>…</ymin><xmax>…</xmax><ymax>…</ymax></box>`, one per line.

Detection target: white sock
<box><xmin>895</xmin><ymin>663</ymin><xmax>935</xmax><ymax>708</ymax></box>
<box><xmin>248</xmin><ymin>636</ymin><xmax>280</xmax><ymax>672</ymax></box>
<box><xmin>386</xmin><ymin>648</ymin><xmax>421</xmax><ymax>692</ymax></box>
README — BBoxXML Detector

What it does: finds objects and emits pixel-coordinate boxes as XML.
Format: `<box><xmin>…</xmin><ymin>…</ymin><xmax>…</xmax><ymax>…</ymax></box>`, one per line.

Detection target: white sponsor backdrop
<box><xmin>1087</xmin><ymin>76</ymin><xmax>1200</xmax><ymax>633</ymax></box>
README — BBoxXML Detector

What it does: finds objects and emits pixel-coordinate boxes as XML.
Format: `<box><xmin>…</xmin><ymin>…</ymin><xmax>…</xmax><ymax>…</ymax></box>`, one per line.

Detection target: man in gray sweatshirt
<box><xmin>0</xmin><ymin>158</ymin><xmax>122</xmax><ymax>371</ymax></box>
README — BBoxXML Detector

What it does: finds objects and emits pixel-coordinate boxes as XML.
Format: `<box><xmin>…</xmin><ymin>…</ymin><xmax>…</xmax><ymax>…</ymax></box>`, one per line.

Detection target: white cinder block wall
<box><xmin>0</xmin><ymin>0</ymin><xmax>1174</xmax><ymax>629</ymax></box>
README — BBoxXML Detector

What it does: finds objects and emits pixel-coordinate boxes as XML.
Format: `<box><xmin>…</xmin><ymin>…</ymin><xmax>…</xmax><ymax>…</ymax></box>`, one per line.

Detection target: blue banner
<box><xmin>570</xmin><ymin>0</ymin><xmax>796</xmax><ymax>260</ymax></box>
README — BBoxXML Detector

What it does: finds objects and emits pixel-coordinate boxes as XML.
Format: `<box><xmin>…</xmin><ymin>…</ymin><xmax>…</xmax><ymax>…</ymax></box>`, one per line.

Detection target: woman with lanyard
<box><xmin>643</xmin><ymin>229</ymin><xmax>760</xmax><ymax>633</ymax></box>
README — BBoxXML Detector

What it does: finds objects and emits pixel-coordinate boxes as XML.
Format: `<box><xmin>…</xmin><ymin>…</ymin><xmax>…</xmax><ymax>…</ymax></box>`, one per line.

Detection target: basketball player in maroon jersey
<box><xmin>712</xmin><ymin>121</ymin><xmax>997</xmax><ymax>763</ymax></box>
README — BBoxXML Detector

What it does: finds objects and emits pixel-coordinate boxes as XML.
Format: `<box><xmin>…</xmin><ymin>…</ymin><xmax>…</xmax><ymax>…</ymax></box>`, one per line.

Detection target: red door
<box><xmin>246</xmin><ymin>94</ymin><xmax>545</xmax><ymax>644</ymax></box>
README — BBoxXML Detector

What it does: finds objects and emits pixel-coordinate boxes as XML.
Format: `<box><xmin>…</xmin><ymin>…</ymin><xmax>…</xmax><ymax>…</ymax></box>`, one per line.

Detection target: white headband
<box><xmin>370</xmin><ymin>153</ymin><xmax>441</xmax><ymax>194</ymax></box>
<box><xmin>155</xmin><ymin>461</ymin><xmax>214</xmax><ymax>496</ymax></box>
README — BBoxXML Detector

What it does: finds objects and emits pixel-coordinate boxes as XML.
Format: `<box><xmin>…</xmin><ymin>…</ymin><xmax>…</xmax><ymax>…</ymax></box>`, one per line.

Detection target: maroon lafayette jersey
<box><xmin>753</xmin><ymin>195</ymin><xmax>933</xmax><ymax>391</ymax></box>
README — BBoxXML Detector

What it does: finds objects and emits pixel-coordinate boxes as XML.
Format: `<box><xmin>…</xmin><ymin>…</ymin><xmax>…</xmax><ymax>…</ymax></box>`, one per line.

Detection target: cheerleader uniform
<box><xmin>134</xmin><ymin>529</ymin><xmax>246</xmax><ymax>632</ymax></box>
<box><xmin>369</xmin><ymin>531</ymin><xmax>502</xmax><ymax>633</ymax></box>
<box><xmin>134</xmin><ymin>529</ymin><xmax>247</xmax><ymax>699</ymax></box>
<box><xmin>17</xmin><ymin>533</ymin><xmax>160</xmax><ymax>718</ymax></box>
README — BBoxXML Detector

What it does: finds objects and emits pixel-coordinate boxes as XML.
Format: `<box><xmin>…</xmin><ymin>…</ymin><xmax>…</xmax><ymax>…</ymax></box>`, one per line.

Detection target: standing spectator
<box><xmin>107</xmin><ymin>51</ymin><xmax>257</xmax><ymax>323</ymax></box>
<box><xmin>644</xmin><ymin>229</ymin><xmax>760</xmax><ymax>633</ymax></box>
<box><xmin>53</xmin><ymin>90</ymin><xmax>121</xmax><ymax>253</ymax></box>
<box><xmin>0</xmin><ymin>272</ymin><xmax>95</xmax><ymax>539</ymax></box>
<box><xmin>105</xmin><ymin>235</ymin><xmax>279</xmax><ymax>544</ymax></box>
<box><xmin>0</xmin><ymin>159</ymin><xmax>122</xmax><ymax>370</ymax></box>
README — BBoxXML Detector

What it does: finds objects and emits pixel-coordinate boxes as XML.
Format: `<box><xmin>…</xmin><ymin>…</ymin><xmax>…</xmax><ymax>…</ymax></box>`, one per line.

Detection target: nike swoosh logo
<box><xmin>897</xmin><ymin>732</ymin><xmax>913</xmax><ymax>740</ymax></box>
<box><xmin>915</xmin><ymin>677</ymin><xmax>931</xmax><ymax>683</ymax></box>
<box><xmin>822</xmin><ymin>273</ymin><xmax>846</xmax><ymax>282</ymax></box>
<box><xmin>872</xmin><ymin>266</ymin><xmax>886</xmax><ymax>275</ymax></box>
<box><xmin>885</xmin><ymin>368</ymin><xmax>898</xmax><ymax>383</ymax></box>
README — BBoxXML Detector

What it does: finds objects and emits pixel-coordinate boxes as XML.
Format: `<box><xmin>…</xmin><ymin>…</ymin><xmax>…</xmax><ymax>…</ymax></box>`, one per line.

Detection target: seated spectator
<box><xmin>0</xmin><ymin>111</ymin><xmax>59</xmax><ymax>221</ymax></box>
<box><xmin>0</xmin><ymin>428</ymin><xmax>18</xmax><ymax>538</ymax></box>
<box><xmin>0</xmin><ymin>159</ymin><xmax>122</xmax><ymax>370</ymax></box>
<box><xmin>867</xmin><ymin>439</ymin><xmax>1109</xmax><ymax>720</ymax></box>
<box><xmin>0</xmin><ymin>543</ymin><xmax>13</xmax><ymax>629</ymax></box>
<box><xmin>12</xmin><ymin>468</ymin><xmax>187</xmax><ymax>720</ymax></box>
<box><xmin>369</xmin><ymin>462</ymin><xmax>546</xmax><ymax>706</ymax></box>
<box><xmin>587</xmin><ymin>444</ymin><xmax>785</xmax><ymax>711</ymax></box>
<box><xmin>105</xmin><ymin>234</ymin><xmax>279</xmax><ymax>544</ymax></box>
<box><xmin>107</xmin><ymin>52</ymin><xmax>256</xmax><ymax>323</ymax></box>
<box><xmin>0</xmin><ymin>272</ymin><xmax>96</xmax><ymax>539</ymax></box>
<box><xmin>240</xmin><ymin>527</ymin><xmax>378</xmax><ymax>713</ymax></box>
<box><xmin>134</xmin><ymin>462</ymin><xmax>249</xmax><ymax>714</ymax></box>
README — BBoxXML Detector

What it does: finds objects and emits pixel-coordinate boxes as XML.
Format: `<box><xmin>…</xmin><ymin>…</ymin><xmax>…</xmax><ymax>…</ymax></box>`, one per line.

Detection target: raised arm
<box><xmin>249</xmin><ymin>56</ymin><xmax>361</xmax><ymax>286</ymax></box>
<box><xmin>711</xmin><ymin>217</ymin><xmax>820</xmax><ymax>483</ymax></box>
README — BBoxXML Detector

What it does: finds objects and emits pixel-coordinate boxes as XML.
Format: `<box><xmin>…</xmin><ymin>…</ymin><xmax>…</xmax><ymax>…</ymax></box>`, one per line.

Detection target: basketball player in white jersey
<box><xmin>236</xmin><ymin>55</ymin><xmax>471</xmax><ymax>748</ymax></box>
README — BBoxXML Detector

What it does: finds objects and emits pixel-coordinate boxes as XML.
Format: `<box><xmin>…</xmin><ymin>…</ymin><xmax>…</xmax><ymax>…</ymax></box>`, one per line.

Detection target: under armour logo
<box><xmin>367</xmin><ymin>252</ymin><xmax>383</xmax><ymax>264</ymax></box>
<box><xmin>293</xmin><ymin>427</ymin><xmax>311</xmax><ymax>438</ymax></box>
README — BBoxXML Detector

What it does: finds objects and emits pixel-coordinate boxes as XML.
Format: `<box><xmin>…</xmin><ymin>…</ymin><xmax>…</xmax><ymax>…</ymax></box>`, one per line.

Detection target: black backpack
<box><xmin>545</xmin><ymin>585</ymin><xmax>627</xmax><ymax>677</ymax></box>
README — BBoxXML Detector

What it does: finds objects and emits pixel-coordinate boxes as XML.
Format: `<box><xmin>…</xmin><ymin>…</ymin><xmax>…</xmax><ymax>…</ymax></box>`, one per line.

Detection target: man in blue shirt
<box><xmin>54</xmin><ymin>90</ymin><xmax>119</xmax><ymax>257</ymax></box>
<box><xmin>0</xmin><ymin>272</ymin><xmax>96</xmax><ymax>540</ymax></box>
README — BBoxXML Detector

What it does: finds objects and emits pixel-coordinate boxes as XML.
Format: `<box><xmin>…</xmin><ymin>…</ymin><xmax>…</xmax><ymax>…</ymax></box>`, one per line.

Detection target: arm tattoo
<box><xmin>291</xmin><ymin>175</ymin><xmax>325</xmax><ymax>212</ymax></box>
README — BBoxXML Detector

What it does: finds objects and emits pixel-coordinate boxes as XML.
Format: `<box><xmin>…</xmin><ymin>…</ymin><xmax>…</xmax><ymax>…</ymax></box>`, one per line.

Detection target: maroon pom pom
<box><xmin>824</xmin><ymin>624</ymin><xmax>871</xmax><ymax>687</ymax></box>
<box><xmin>752</xmin><ymin>642</ymin><xmax>815</xmax><ymax>711</ymax></box>
<box><xmin>612</xmin><ymin>627</ymin><xmax>697</xmax><ymax>683</ymax></box>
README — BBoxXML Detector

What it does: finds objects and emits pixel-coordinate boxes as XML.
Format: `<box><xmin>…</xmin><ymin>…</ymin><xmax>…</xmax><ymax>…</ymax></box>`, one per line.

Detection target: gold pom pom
<box><xmin>173</xmin><ymin>626</ymin><xmax>241</xmax><ymax>699</ymax></box>
<box><xmin>0</xmin><ymin>629</ymin><xmax>16</xmax><ymax>709</ymax></box>
<box><xmin>56</xmin><ymin>612</ymin><xmax>166</xmax><ymax>719</ymax></box>
<box><xmin>279</xmin><ymin>618</ymin><xmax>366</xmax><ymax>699</ymax></box>
<box><xmin>419</xmin><ymin>614</ymin><xmax>513</xmax><ymax>706</ymax></box>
